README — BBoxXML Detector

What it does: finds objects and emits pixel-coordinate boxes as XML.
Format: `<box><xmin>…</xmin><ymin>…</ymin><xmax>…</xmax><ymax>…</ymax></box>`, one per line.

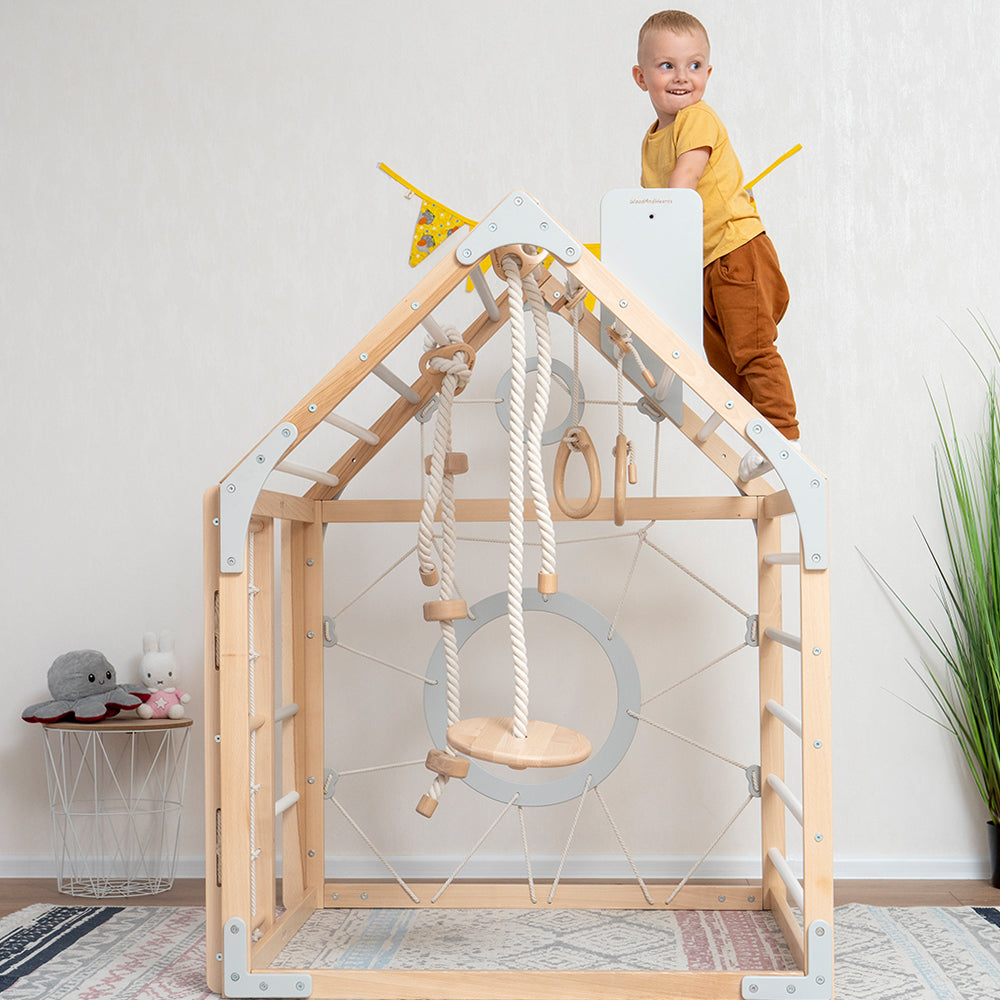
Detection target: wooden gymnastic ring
<box><xmin>553</xmin><ymin>427</ymin><xmax>601</xmax><ymax>519</ymax></box>
<box><xmin>419</xmin><ymin>342</ymin><xmax>476</xmax><ymax>395</ymax></box>
<box><xmin>613</xmin><ymin>432</ymin><xmax>628</xmax><ymax>527</ymax></box>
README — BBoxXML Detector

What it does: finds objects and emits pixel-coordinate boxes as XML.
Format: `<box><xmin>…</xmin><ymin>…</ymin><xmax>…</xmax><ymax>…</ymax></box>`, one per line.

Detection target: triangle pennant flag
<box><xmin>409</xmin><ymin>198</ymin><xmax>470</xmax><ymax>266</ymax></box>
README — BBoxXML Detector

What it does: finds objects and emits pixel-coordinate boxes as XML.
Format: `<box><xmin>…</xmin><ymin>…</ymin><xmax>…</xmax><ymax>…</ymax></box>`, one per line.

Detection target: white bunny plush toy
<box><xmin>136</xmin><ymin>630</ymin><xmax>191</xmax><ymax>720</ymax></box>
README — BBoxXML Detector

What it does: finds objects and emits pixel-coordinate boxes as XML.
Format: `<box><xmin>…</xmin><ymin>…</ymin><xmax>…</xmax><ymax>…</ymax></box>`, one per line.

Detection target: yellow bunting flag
<box><xmin>378</xmin><ymin>163</ymin><xmax>477</xmax><ymax>266</ymax></box>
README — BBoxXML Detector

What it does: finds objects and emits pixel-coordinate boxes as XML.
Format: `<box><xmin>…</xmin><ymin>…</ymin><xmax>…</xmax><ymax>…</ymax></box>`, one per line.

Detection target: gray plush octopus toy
<box><xmin>22</xmin><ymin>650</ymin><xmax>150</xmax><ymax>723</ymax></box>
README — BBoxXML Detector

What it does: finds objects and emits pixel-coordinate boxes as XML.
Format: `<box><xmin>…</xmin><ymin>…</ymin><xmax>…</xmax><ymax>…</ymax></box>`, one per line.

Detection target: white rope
<box><xmin>642</xmin><ymin>535</ymin><xmax>751</xmax><ymax>618</ymax></box>
<box><xmin>642</xmin><ymin>643</ymin><xmax>749</xmax><ymax>707</ymax></box>
<box><xmin>665</xmin><ymin>795</ymin><xmax>754</xmax><ymax>905</ymax></box>
<box><xmin>431</xmin><ymin>793</ymin><xmax>520</xmax><ymax>903</ymax></box>
<box><xmin>522</xmin><ymin>269</ymin><xmax>557</xmax><ymax>583</ymax></box>
<box><xmin>247</xmin><ymin>526</ymin><xmax>258</xmax><ymax>918</ymax></box>
<box><xmin>548</xmin><ymin>773</ymin><xmax>593</xmax><ymax>904</ymax></box>
<box><xmin>567</xmin><ymin>274</ymin><xmax>584</xmax><ymax>427</ymax></box>
<box><xmin>416</xmin><ymin>324</ymin><xmax>473</xmax><ymax>807</ymax></box>
<box><xmin>328</xmin><ymin>795</ymin><xmax>420</xmax><ymax>903</ymax></box>
<box><xmin>336</xmin><ymin>760</ymin><xmax>426</xmax><ymax>777</ymax></box>
<box><xmin>518</xmin><ymin>806</ymin><xmax>536</xmax><ymax>904</ymax></box>
<box><xmin>607</xmin><ymin>531</ymin><xmax>647</xmax><ymax>640</ymax></box>
<box><xmin>502</xmin><ymin>255</ymin><xmax>530</xmax><ymax>739</ymax></box>
<box><xmin>593</xmin><ymin>785</ymin><xmax>653</xmax><ymax>905</ymax></box>
<box><xmin>333</xmin><ymin>544</ymin><xmax>418</xmax><ymax>620</ymax></box>
<box><xmin>335</xmin><ymin>642</ymin><xmax>436</xmax><ymax>685</ymax></box>
<box><xmin>628</xmin><ymin>710</ymin><xmax>749</xmax><ymax>771</ymax></box>
<box><xmin>653</xmin><ymin>420</ymin><xmax>661</xmax><ymax>499</ymax></box>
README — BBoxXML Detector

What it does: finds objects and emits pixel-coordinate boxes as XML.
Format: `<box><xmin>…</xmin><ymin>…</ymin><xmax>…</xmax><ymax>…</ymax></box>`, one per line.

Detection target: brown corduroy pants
<box><xmin>702</xmin><ymin>233</ymin><xmax>799</xmax><ymax>440</ymax></box>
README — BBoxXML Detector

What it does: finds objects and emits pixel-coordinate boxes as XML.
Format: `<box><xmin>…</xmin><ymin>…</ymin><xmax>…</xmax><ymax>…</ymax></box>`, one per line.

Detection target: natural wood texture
<box><xmin>251</xmin><ymin>886</ymin><xmax>319</xmax><ymax>971</ymax></box>
<box><xmin>446</xmin><ymin>717</ymin><xmax>592</xmax><ymax>769</ymax></box>
<box><xmin>321</xmin><ymin>496</ymin><xmax>758</xmax><ymax>524</ymax></box>
<box><xmin>423</xmin><ymin>599</ymin><xmax>468</xmax><ymax>622</ymax></box>
<box><xmin>424</xmin><ymin>452</ymin><xmax>469</xmax><ymax>476</ymax></box>
<box><xmin>250</xmin><ymin>519</ymin><xmax>276</xmax><ymax>938</ymax></box>
<box><xmin>253</xmin><ymin>490</ymin><xmax>320</xmax><ymax>523</ymax></box>
<box><xmin>324</xmin><ymin>881</ymin><xmax>761</xmax><ymax>910</ymax></box>
<box><xmin>416</xmin><ymin>794</ymin><xmax>439</xmax><ymax>818</ymax></box>
<box><xmin>202</xmin><ymin>488</ymin><xmax>223</xmax><ymax>996</ymax></box>
<box><xmin>537</xmin><ymin>572</ymin><xmax>558</xmax><ymax>595</ymax></box>
<box><xmin>769</xmin><ymin>889</ymin><xmax>806</xmax><ymax>971</ymax></box>
<box><xmin>613</xmin><ymin>432</ymin><xmax>628</xmax><ymax>526</ymax></box>
<box><xmin>552</xmin><ymin>427</ymin><xmax>602</xmax><ymax>519</ymax></box>
<box><xmin>425</xmin><ymin>749</ymin><xmax>470</xmax><ymax>778</ymax></box>
<box><xmin>800</xmin><ymin>566</ymin><xmax>834</xmax><ymax>937</ymax></box>
<box><xmin>756</xmin><ymin>505</ymin><xmax>786</xmax><ymax>913</ymax></box>
<box><xmin>42</xmin><ymin>717</ymin><xmax>193</xmax><ymax>732</ymax></box>
<box><xmin>762</xmin><ymin>489</ymin><xmax>795</xmax><ymax>518</ymax></box>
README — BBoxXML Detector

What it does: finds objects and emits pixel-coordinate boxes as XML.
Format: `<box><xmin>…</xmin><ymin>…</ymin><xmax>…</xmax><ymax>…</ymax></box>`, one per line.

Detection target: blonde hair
<box><xmin>637</xmin><ymin>10</ymin><xmax>710</xmax><ymax>58</ymax></box>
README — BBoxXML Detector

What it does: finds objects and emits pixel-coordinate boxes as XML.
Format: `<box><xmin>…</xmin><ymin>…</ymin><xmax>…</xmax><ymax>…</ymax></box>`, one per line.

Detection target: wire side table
<box><xmin>42</xmin><ymin>716</ymin><xmax>193</xmax><ymax>897</ymax></box>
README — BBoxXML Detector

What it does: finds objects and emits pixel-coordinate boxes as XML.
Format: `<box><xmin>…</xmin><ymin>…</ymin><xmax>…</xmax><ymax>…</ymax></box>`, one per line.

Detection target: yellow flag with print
<box><xmin>409</xmin><ymin>198</ymin><xmax>470</xmax><ymax>266</ymax></box>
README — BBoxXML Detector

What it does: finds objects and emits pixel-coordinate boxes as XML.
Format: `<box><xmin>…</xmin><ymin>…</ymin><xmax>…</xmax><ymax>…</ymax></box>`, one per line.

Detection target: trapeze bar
<box><xmin>421</xmin><ymin>315</ymin><xmax>450</xmax><ymax>346</ymax></box>
<box><xmin>696</xmin><ymin>413</ymin><xmax>723</xmax><ymax>443</ymax></box>
<box><xmin>372</xmin><ymin>362</ymin><xmax>421</xmax><ymax>404</ymax></box>
<box><xmin>764</xmin><ymin>626</ymin><xmax>802</xmax><ymax>652</ymax></box>
<box><xmin>276</xmin><ymin>461</ymin><xmax>340</xmax><ymax>488</ymax></box>
<box><xmin>469</xmin><ymin>262</ymin><xmax>502</xmax><ymax>321</ymax></box>
<box><xmin>767</xmin><ymin>773</ymin><xmax>804</xmax><ymax>827</ymax></box>
<box><xmin>764</xmin><ymin>552</ymin><xmax>801</xmax><ymax>565</ymax></box>
<box><xmin>274</xmin><ymin>790</ymin><xmax>300</xmax><ymax>817</ymax></box>
<box><xmin>323</xmin><ymin>412</ymin><xmax>380</xmax><ymax>446</ymax></box>
<box><xmin>274</xmin><ymin>702</ymin><xmax>300</xmax><ymax>723</ymax></box>
<box><xmin>765</xmin><ymin>698</ymin><xmax>802</xmax><ymax>738</ymax></box>
<box><xmin>767</xmin><ymin>846</ymin><xmax>805</xmax><ymax>910</ymax></box>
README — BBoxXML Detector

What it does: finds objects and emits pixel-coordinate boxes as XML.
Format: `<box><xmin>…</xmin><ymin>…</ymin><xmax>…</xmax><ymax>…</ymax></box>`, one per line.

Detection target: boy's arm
<box><xmin>668</xmin><ymin>146</ymin><xmax>711</xmax><ymax>189</ymax></box>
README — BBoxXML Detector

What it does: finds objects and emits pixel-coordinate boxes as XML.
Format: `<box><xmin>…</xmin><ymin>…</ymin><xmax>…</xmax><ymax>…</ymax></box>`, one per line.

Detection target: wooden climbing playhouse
<box><xmin>204</xmin><ymin>189</ymin><xmax>833</xmax><ymax>999</ymax></box>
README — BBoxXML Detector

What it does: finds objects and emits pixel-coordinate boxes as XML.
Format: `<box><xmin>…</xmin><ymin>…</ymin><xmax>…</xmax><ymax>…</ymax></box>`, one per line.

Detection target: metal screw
<box><xmin>230</xmin><ymin>924</ymin><xmax>240</xmax><ymax>934</ymax></box>
<box><xmin>816</xmin><ymin>976</ymin><xmax>826</xmax><ymax>985</ymax></box>
<box><xmin>619</xmin><ymin>299</ymin><xmax>628</xmax><ymax>308</ymax></box>
<box><xmin>306</xmin><ymin>558</ymin><xmax>314</xmax><ymax>566</ymax></box>
<box><xmin>810</xmin><ymin>478</ymin><xmax>820</xmax><ymax>489</ymax></box>
<box><xmin>308</xmin><ymin>849</ymin><xmax>316</xmax><ymax>857</ymax></box>
<box><xmin>213</xmin><ymin>517</ymin><xmax>219</xmax><ymax>526</ymax></box>
<box><xmin>489</xmin><ymin>222</ymin><xmax>498</xmax><ymax>232</ymax></box>
<box><xmin>812</xmin><ymin>553</ymin><xmax>822</xmax><ymax>563</ymax></box>
<box><xmin>332</xmin><ymin>893</ymin><xmax>339</xmax><ymax>900</ymax></box>
<box><xmin>260</xmin><ymin>983</ymin><xmax>269</xmax><ymax>992</ymax></box>
<box><xmin>214</xmin><ymin>734</ymin><xmax>221</xmax><ymax>743</ymax></box>
<box><xmin>256</xmin><ymin>454</ymin><xmax>266</xmax><ymax>464</ymax></box>
<box><xmin>281</xmin><ymin>428</ymin><xmax>292</xmax><ymax>437</ymax></box>
<box><xmin>296</xmin><ymin>983</ymin><xmax>306</xmax><ymax>992</ymax></box>
<box><xmin>226</xmin><ymin>557</ymin><xmax>236</xmax><ymax>567</ymax></box>
<box><xmin>815</xmin><ymin>833</ymin><xmax>823</xmax><ymax>842</ymax></box>
<box><xmin>308</xmin><ymin>404</ymin><xmax>317</xmax><ymax>412</ymax></box>
<box><xmin>812</xmin><ymin>647</ymin><xmax>822</xmax><ymax>656</ymax></box>
<box><xmin>780</xmin><ymin>450</ymin><xmax>789</xmax><ymax>460</ymax></box>
<box><xmin>815</xmin><ymin>926</ymin><xmax>826</xmax><ymax>937</ymax></box>
<box><xmin>718</xmin><ymin>895</ymin><xmax>726</xmax><ymax>902</ymax></box>
<box><xmin>216</xmin><ymin>953</ymin><xmax>223</xmax><ymax>961</ymax></box>
<box><xmin>786</xmin><ymin>987</ymin><xmax>796</xmax><ymax>995</ymax></box>
<box><xmin>539</xmin><ymin>221</ymin><xmax>549</xmax><ymax>231</ymax></box>
<box><xmin>226</xmin><ymin>483</ymin><xmax>237</xmax><ymax>493</ymax></box>
<box><xmin>231</xmin><ymin>972</ymin><xmax>240</xmax><ymax>982</ymax></box>
<box><xmin>565</xmin><ymin>246</ymin><xmax>576</xmax><ymax>256</ymax></box>
<box><xmin>672</xmin><ymin>350</ymin><xmax>681</xmax><ymax>358</ymax></box>
<box><xmin>748</xmin><ymin>895</ymin><xmax>756</xmax><ymax>903</ymax></box>
<box><xmin>514</xmin><ymin>196</ymin><xmax>524</xmax><ymax>205</ymax></box>
<box><xmin>752</xmin><ymin>423</ymin><xmax>763</xmax><ymax>434</ymax></box>
<box><xmin>725</xmin><ymin>400</ymin><xmax>734</xmax><ymax>409</ymax></box>
<box><xmin>307</xmin><ymin>776</ymin><xmax>315</xmax><ymax>784</ymax></box>
<box><xmin>748</xmin><ymin>986</ymin><xmax>759</xmax><ymax>995</ymax></box>
<box><xmin>462</xmin><ymin>248</ymin><xmax>472</xmax><ymax>258</ymax></box>
<box><xmin>307</xmin><ymin>631</ymin><xmax>315</xmax><ymax>639</ymax></box>
<box><xmin>410</xmin><ymin>302</ymin><xmax>419</xmax><ymax>310</ymax></box>
<box><xmin>814</xmin><ymin>740</ymin><xmax>823</xmax><ymax>749</ymax></box>
<box><xmin>361</xmin><ymin>892</ymin><xmax>368</xmax><ymax>900</ymax></box>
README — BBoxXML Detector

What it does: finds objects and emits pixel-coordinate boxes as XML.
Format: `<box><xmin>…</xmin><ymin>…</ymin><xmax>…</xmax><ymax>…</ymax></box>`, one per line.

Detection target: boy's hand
<box><xmin>667</xmin><ymin>146</ymin><xmax>710</xmax><ymax>189</ymax></box>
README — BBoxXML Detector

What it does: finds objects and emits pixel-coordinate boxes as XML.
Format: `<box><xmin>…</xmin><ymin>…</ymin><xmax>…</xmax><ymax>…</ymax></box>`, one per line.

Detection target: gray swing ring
<box><xmin>494</xmin><ymin>357</ymin><xmax>585</xmax><ymax>446</ymax></box>
<box><xmin>423</xmin><ymin>588</ymin><xmax>640</xmax><ymax>807</ymax></box>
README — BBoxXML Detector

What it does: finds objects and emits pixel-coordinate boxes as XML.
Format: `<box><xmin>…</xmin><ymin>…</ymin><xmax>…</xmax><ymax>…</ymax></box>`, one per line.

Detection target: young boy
<box><xmin>633</xmin><ymin>10</ymin><xmax>798</xmax><ymax>478</ymax></box>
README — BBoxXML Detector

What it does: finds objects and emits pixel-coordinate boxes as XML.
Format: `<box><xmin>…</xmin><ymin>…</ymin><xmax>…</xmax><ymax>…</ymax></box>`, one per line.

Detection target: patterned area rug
<box><xmin>1</xmin><ymin>902</ymin><xmax>999</xmax><ymax>998</ymax></box>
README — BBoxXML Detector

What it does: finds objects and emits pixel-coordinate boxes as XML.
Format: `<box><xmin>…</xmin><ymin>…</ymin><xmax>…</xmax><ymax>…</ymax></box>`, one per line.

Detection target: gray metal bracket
<box><xmin>741</xmin><ymin>919</ymin><xmax>832</xmax><ymax>999</ymax></box>
<box><xmin>598</xmin><ymin>310</ymin><xmax>684</xmax><ymax>429</ymax></box>
<box><xmin>455</xmin><ymin>191</ymin><xmax>582</xmax><ymax>267</ymax></box>
<box><xmin>746</xmin><ymin>420</ymin><xmax>828</xmax><ymax>570</ymax></box>
<box><xmin>223</xmin><ymin>916</ymin><xmax>311</xmax><ymax>997</ymax></box>
<box><xmin>219</xmin><ymin>422</ymin><xmax>298</xmax><ymax>574</ymax></box>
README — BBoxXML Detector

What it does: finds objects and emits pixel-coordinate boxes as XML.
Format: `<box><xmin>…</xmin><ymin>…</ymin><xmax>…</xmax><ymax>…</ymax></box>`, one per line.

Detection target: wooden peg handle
<box><xmin>416</xmin><ymin>794</ymin><xmax>438</xmax><ymax>818</ymax></box>
<box><xmin>420</xmin><ymin>567</ymin><xmax>440</xmax><ymax>587</ymax></box>
<box><xmin>538</xmin><ymin>573</ymin><xmax>558</xmax><ymax>595</ymax></box>
<box><xmin>613</xmin><ymin>433</ymin><xmax>628</xmax><ymax>527</ymax></box>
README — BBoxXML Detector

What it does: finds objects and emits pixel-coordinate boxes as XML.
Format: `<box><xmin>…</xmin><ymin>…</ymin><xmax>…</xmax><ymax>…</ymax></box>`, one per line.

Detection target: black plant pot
<box><xmin>989</xmin><ymin>821</ymin><xmax>1000</xmax><ymax>888</ymax></box>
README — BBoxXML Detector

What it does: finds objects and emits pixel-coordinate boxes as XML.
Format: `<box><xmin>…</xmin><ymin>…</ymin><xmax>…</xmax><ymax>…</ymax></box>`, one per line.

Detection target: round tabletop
<box><xmin>42</xmin><ymin>716</ymin><xmax>194</xmax><ymax>733</ymax></box>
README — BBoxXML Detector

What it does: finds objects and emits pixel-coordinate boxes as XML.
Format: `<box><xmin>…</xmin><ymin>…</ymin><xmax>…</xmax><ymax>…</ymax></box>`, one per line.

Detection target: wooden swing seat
<box><xmin>446</xmin><ymin>716</ymin><xmax>592</xmax><ymax>770</ymax></box>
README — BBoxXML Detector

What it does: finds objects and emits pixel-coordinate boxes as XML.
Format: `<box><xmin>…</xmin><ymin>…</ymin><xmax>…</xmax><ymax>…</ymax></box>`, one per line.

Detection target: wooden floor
<box><xmin>1</xmin><ymin>878</ymin><xmax>998</xmax><ymax>920</ymax></box>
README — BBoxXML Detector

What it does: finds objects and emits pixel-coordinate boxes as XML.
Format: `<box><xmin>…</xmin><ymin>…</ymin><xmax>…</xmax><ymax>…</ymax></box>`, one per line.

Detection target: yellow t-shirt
<box><xmin>640</xmin><ymin>101</ymin><xmax>763</xmax><ymax>267</ymax></box>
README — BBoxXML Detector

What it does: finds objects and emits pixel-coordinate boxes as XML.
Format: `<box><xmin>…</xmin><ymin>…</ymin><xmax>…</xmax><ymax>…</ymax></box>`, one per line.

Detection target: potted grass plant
<box><xmin>883</xmin><ymin>320</ymin><xmax>1000</xmax><ymax>884</ymax></box>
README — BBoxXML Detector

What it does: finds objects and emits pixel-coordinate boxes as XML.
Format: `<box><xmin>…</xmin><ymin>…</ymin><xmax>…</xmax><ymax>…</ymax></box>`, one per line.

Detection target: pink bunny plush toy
<box><xmin>136</xmin><ymin>630</ymin><xmax>191</xmax><ymax>720</ymax></box>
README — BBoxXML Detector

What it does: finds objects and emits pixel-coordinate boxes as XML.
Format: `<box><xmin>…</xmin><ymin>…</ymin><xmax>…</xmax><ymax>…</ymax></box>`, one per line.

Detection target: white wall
<box><xmin>3</xmin><ymin>0</ymin><xmax>999</xmax><ymax>880</ymax></box>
